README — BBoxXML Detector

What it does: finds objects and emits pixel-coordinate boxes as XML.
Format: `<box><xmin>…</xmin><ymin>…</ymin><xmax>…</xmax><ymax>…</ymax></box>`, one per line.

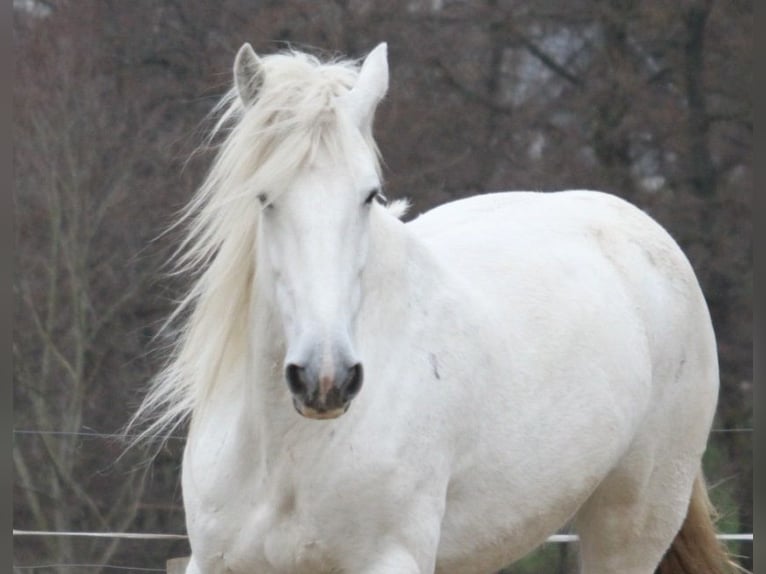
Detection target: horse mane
<box><xmin>129</xmin><ymin>49</ymin><xmax>396</xmax><ymax>441</ymax></box>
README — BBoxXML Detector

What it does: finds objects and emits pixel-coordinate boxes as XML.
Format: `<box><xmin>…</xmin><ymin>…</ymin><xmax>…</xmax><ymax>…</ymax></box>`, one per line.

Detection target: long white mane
<box><xmin>131</xmin><ymin>50</ymin><xmax>386</xmax><ymax>440</ymax></box>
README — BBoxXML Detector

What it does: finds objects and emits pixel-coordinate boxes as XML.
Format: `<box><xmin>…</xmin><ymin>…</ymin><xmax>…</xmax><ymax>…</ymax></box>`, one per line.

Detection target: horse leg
<box><xmin>353</xmin><ymin>546</ymin><xmax>424</xmax><ymax>574</ymax></box>
<box><xmin>340</xmin><ymin>506</ymin><xmax>443</xmax><ymax>574</ymax></box>
<box><xmin>183</xmin><ymin>556</ymin><xmax>202</xmax><ymax>574</ymax></box>
<box><xmin>573</xmin><ymin>442</ymin><xmax>700</xmax><ymax>574</ymax></box>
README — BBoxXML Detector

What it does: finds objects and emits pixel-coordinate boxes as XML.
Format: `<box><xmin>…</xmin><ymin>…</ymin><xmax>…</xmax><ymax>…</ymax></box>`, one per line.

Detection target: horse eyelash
<box><xmin>365</xmin><ymin>188</ymin><xmax>387</xmax><ymax>206</ymax></box>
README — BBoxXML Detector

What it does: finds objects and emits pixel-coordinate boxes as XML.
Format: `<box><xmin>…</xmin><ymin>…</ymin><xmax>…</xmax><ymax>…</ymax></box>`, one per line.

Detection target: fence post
<box><xmin>167</xmin><ymin>556</ymin><xmax>190</xmax><ymax>573</ymax></box>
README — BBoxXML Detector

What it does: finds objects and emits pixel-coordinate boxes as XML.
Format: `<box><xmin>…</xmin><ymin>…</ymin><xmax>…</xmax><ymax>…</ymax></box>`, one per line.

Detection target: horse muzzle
<box><xmin>285</xmin><ymin>361</ymin><xmax>363</xmax><ymax>420</ymax></box>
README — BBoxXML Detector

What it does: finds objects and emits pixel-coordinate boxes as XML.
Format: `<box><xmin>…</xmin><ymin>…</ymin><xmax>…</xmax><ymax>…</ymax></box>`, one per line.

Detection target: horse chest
<box><xmin>187</xmin><ymin>486</ymin><xmax>336</xmax><ymax>574</ymax></box>
<box><xmin>184</xmin><ymin>412</ymin><xmax>442</xmax><ymax>573</ymax></box>
<box><xmin>184</xmin><ymin>424</ymin><xmax>401</xmax><ymax>573</ymax></box>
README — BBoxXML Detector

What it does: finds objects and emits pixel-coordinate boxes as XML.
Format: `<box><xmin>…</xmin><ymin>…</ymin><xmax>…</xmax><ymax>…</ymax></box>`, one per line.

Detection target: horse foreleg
<box><xmin>183</xmin><ymin>556</ymin><xmax>202</xmax><ymax>574</ymax></box>
<box><xmin>342</xmin><ymin>510</ymin><xmax>442</xmax><ymax>574</ymax></box>
<box><xmin>352</xmin><ymin>546</ymin><xmax>427</xmax><ymax>574</ymax></box>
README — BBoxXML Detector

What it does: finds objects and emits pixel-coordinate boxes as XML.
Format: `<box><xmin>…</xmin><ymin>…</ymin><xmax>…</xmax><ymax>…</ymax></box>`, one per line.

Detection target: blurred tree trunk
<box><xmin>683</xmin><ymin>0</ymin><xmax>715</xmax><ymax>199</ymax></box>
<box><xmin>476</xmin><ymin>0</ymin><xmax>506</xmax><ymax>191</ymax></box>
<box><xmin>589</xmin><ymin>0</ymin><xmax>637</xmax><ymax>197</ymax></box>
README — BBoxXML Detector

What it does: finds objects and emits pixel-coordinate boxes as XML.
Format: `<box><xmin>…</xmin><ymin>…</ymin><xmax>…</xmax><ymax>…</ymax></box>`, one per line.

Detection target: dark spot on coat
<box><xmin>642</xmin><ymin>246</ymin><xmax>657</xmax><ymax>267</ymax></box>
<box><xmin>429</xmin><ymin>353</ymin><xmax>441</xmax><ymax>380</ymax></box>
<box><xmin>278</xmin><ymin>489</ymin><xmax>296</xmax><ymax>515</ymax></box>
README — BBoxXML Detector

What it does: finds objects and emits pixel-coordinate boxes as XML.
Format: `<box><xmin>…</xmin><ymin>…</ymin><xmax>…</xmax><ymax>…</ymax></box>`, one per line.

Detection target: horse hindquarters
<box><xmin>575</xmin><ymin>464</ymin><xmax>737</xmax><ymax>574</ymax></box>
<box><xmin>655</xmin><ymin>474</ymin><xmax>739</xmax><ymax>574</ymax></box>
<box><xmin>573</xmin><ymin>310</ymin><xmax>735</xmax><ymax>572</ymax></box>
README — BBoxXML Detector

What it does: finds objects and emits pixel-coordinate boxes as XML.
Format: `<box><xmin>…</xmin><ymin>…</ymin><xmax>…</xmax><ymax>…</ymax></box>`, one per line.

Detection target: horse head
<box><xmin>233</xmin><ymin>43</ymin><xmax>389</xmax><ymax>419</ymax></box>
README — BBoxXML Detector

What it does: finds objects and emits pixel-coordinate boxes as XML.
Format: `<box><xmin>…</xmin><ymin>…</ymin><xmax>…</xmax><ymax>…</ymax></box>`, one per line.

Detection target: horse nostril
<box><xmin>342</xmin><ymin>363</ymin><xmax>364</xmax><ymax>400</ymax></box>
<box><xmin>285</xmin><ymin>363</ymin><xmax>307</xmax><ymax>396</ymax></box>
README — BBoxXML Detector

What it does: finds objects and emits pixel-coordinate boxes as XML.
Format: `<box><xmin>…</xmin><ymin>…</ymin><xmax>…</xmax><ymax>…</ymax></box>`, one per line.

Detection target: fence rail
<box><xmin>13</xmin><ymin>529</ymin><xmax>187</xmax><ymax>540</ymax></box>
<box><xmin>14</xmin><ymin>426</ymin><xmax>753</xmax><ymax>571</ymax></box>
<box><xmin>14</xmin><ymin>530</ymin><xmax>752</xmax><ymax>573</ymax></box>
<box><xmin>13</xmin><ymin>529</ymin><xmax>753</xmax><ymax>542</ymax></box>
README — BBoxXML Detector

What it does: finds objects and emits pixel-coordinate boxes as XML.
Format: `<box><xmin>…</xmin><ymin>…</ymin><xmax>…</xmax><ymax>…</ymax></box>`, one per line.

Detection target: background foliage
<box><xmin>13</xmin><ymin>0</ymin><xmax>751</xmax><ymax>571</ymax></box>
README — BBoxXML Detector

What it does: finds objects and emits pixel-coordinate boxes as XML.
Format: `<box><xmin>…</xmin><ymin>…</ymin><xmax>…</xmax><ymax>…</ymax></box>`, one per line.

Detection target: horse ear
<box><xmin>342</xmin><ymin>42</ymin><xmax>389</xmax><ymax>131</ymax></box>
<box><xmin>234</xmin><ymin>43</ymin><xmax>263</xmax><ymax>107</ymax></box>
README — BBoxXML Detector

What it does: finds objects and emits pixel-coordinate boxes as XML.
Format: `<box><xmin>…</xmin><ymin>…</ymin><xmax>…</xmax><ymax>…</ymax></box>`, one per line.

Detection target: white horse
<box><xmin>135</xmin><ymin>43</ymin><xmax>738</xmax><ymax>574</ymax></box>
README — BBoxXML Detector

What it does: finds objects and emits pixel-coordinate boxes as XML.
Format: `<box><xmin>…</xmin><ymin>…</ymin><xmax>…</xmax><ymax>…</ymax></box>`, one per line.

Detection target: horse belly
<box><xmin>433</xmin><ymin>402</ymin><xmax>629</xmax><ymax>573</ymax></box>
<box><xmin>434</xmin><ymin>455</ymin><xmax>606</xmax><ymax>573</ymax></box>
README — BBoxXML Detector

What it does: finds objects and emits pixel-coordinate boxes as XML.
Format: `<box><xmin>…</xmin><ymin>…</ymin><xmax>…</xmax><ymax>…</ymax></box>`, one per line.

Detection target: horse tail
<box><xmin>655</xmin><ymin>472</ymin><xmax>744</xmax><ymax>574</ymax></box>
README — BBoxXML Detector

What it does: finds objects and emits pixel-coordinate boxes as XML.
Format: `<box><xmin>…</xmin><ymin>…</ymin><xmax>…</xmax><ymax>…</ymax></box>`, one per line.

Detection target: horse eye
<box><xmin>364</xmin><ymin>190</ymin><xmax>379</xmax><ymax>205</ymax></box>
<box><xmin>365</xmin><ymin>189</ymin><xmax>388</xmax><ymax>206</ymax></box>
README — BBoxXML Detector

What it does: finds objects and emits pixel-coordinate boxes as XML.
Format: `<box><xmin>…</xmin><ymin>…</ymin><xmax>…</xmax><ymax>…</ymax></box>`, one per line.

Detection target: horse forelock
<box><xmin>217</xmin><ymin>51</ymin><xmax>378</xmax><ymax>185</ymax></box>
<box><xmin>130</xmin><ymin>49</ymin><xmax>385</xmax><ymax>442</ymax></box>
